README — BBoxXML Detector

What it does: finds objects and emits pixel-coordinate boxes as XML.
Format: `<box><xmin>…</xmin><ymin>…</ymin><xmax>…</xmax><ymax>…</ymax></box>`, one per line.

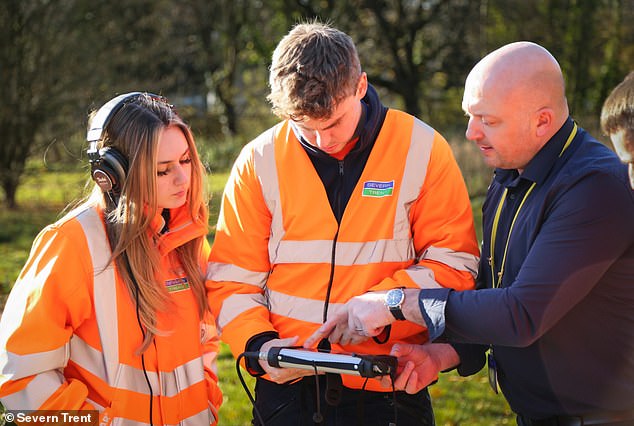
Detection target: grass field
<box><xmin>0</xmin><ymin>165</ymin><xmax>514</xmax><ymax>425</ymax></box>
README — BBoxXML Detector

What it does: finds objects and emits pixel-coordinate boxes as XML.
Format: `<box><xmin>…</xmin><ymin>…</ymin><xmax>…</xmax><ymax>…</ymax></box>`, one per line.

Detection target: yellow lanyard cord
<box><xmin>489</xmin><ymin>122</ymin><xmax>578</xmax><ymax>288</ymax></box>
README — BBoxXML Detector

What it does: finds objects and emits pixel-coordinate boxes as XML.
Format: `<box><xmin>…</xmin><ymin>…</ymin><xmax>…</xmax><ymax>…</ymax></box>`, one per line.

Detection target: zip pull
<box><xmin>338</xmin><ymin>160</ymin><xmax>344</xmax><ymax>176</ymax></box>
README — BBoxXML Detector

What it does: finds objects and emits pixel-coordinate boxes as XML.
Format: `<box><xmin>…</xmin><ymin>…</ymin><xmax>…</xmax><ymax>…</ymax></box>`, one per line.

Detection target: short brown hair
<box><xmin>267</xmin><ymin>22</ymin><xmax>362</xmax><ymax>121</ymax></box>
<box><xmin>601</xmin><ymin>71</ymin><xmax>634</xmax><ymax>140</ymax></box>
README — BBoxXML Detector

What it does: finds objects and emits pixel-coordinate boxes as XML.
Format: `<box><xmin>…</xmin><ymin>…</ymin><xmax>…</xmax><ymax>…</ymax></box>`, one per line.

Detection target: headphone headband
<box><xmin>86</xmin><ymin>91</ymin><xmax>160</xmax><ymax>194</ymax></box>
<box><xmin>86</xmin><ymin>92</ymin><xmax>146</xmax><ymax>142</ymax></box>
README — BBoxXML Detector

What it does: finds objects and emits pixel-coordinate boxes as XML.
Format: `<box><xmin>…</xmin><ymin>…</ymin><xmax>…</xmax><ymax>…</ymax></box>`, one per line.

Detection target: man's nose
<box><xmin>465</xmin><ymin>117</ymin><xmax>483</xmax><ymax>141</ymax></box>
<box><xmin>315</xmin><ymin>130</ymin><xmax>331</xmax><ymax>147</ymax></box>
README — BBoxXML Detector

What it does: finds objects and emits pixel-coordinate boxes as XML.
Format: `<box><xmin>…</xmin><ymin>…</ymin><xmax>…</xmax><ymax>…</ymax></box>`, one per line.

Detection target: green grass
<box><xmin>0</xmin><ymin>167</ymin><xmax>514</xmax><ymax>425</ymax></box>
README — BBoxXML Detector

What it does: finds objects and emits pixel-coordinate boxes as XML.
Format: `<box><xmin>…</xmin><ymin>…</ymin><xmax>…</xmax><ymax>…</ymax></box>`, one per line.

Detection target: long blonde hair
<box><xmin>88</xmin><ymin>93</ymin><xmax>209</xmax><ymax>352</ymax></box>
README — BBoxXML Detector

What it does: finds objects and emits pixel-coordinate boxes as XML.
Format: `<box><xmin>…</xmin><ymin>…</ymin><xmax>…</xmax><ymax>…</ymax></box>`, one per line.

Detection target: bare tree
<box><xmin>0</xmin><ymin>0</ymin><xmax>182</xmax><ymax>208</ymax></box>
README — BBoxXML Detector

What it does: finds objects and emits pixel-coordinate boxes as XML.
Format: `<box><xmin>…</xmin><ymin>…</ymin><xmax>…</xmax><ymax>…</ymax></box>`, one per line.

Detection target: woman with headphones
<box><xmin>0</xmin><ymin>93</ymin><xmax>222</xmax><ymax>425</ymax></box>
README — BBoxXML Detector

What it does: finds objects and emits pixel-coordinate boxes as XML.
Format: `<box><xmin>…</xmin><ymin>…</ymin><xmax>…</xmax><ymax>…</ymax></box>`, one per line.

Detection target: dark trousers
<box><xmin>252</xmin><ymin>375</ymin><xmax>435</xmax><ymax>426</ymax></box>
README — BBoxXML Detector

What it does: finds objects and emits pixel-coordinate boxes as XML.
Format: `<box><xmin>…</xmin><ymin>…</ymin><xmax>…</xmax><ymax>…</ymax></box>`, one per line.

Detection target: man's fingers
<box><xmin>393</xmin><ymin>360</ymin><xmax>415</xmax><ymax>390</ymax></box>
<box><xmin>304</xmin><ymin>319</ymin><xmax>338</xmax><ymax>347</ymax></box>
<box><xmin>404</xmin><ymin>370</ymin><xmax>420</xmax><ymax>394</ymax></box>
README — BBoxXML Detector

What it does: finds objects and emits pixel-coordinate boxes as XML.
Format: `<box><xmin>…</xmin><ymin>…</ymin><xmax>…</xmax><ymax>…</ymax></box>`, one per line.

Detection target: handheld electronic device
<box><xmin>250</xmin><ymin>347</ymin><xmax>397</xmax><ymax>378</ymax></box>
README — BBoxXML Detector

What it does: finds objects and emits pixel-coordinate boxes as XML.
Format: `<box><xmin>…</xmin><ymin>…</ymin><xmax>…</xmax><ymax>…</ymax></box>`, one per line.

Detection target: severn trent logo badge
<box><xmin>362</xmin><ymin>180</ymin><xmax>394</xmax><ymax>197</ymax></box>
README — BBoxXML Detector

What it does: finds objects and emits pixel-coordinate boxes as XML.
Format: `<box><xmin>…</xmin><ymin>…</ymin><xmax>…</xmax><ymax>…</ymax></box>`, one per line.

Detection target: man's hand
<box><xmin>304</xmin><ymin>291</ymin><xmax>394</xmax><ymax>347</ymax></box>
<box><xmin>258</xmin><ymin>337</ymin><xmax>318</xmax><ymax>383</ymax></box>
<box><xmin>379</xmin><ymin>343</ymin><xmax>460</xmax><ymax>394</ymax></box>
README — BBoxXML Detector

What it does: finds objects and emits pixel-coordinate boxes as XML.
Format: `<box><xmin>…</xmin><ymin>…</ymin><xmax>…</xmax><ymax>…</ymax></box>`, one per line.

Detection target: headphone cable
<box><xmin>236</xmin><ymin>353</ymin><xmax>266</xmax><ymax>425</ymax></box>
<box><xmin>125</xmin><ymin>254</ymin><xmax>154</xmax><ymax>426</ymax></box>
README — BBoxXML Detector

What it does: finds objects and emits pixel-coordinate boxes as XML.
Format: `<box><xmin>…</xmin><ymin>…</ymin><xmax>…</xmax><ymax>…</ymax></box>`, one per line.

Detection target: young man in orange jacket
<box><xmin>208</xmin><ymin>22</ymin><xmax>479</xmax><ymax>425</ymax></box>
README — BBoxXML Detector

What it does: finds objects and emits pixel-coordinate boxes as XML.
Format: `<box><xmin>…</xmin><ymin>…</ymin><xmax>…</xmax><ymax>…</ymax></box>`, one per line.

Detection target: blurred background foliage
<box><xmin>1</xmin><ymin>0</ymin><xmax>633</xmax><ymax>209</ymax></box>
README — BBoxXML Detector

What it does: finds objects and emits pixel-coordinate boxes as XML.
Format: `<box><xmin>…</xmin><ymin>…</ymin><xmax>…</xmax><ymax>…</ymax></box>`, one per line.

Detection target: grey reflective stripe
<box><xmin>419</xmin><ymin>246</ymin><xmax>479</xmax><ymax>275</ymax></box>
<box><xmin>207</xmin><ymin>262</ymin><xmax>268</xmax><ymax>287</ymax></box>
<box><xmin>71</xmin><ymin>334</ymin><xmax>206</xmax><ymax>398</ymax></box>
<box><xmin>177</xmin><ymin>407</ymin><xmax>214</xmax><ymax>426</ymax></box>
<box><xmin>276</xmin><ymin>239</ymin><xmax>414</xmax><ymax>265</ymax></box>
<box><xmin>267</xmin><ymin>289</ymin><xmax>345</xmax><ymax>324</ymax></box>
<box><xmin>159</xmin><ymin>357</ymin><xmax>205</xmax><ymax>398</ymax></box>
<box><xmin>2</xmin><ymin>345</ymin><xmax>69</xmax><ymax>381</ymax></box>
<box><xmin>210</xmin><ymin>288</ymin><xmax>347</xmax><ymax>326</ymax></box>
<box><xmin>250</xmin><ymin>128</ymin><xmax>285</xmax><ymax>265</ymax></box>
<box><xmin>0</xmin><ymin>370</ymin><xmax>65</xmax><ymax>409</ymax></box>
<box><xmin>217</xmin><ymin>292</ymin><xmax>267</xmax><ymax>331</ymax></box>
<box><xmin>395</xmin><ymin>118</ymin><xmax>434</xmax><ymax>238</ymax></box>
<box><xmin>404</xmin><ymin>246</ymin><xmax>479</xmax><ymax>289</ymax></box>
<box><xmin>70</xmin><ymin>334</ymin><xmax>108</xmax><ymax>382</ymax></box>
<box><xmin>76</xmin><ymin>208</ymin><xmax>120</xmax><ymax>386</ymax></box>
<box><xmin>404</xmin><ymin>265</ymin><xmax>440</xmax><ymax>289</ymax></box>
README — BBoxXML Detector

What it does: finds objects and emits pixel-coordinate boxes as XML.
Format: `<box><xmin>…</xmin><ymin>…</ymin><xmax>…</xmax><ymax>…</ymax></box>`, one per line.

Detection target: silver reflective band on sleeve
<box><xmin>217</xmin><ymin>292</ymin><xmax>268</xmax><ymax>331</ymax></box>
<box><xmin>207</xmin><ymin>262</ymin><xmax>269</xmax><ymax>287</ymax></box>
<box><xmin>69</xmin><ymin>334</ymin><xmax>108</xmax><ymax>381</ymax></box>
<box><xmin>0</xmin><ymin>369</ymin><xmax>65</xmax><ymax>409</ymax></box>
<box><xmin>404</xmin><ymin>265</ymin><xmax>440</xmax><ymax>289</ymax></box>
<box><xmin>405</xmin><ymin>247</ymin><xmax>479</xmax><ymax>288</ymax></box>
<box><xmin>419</xmin><ymin>246</ymin><xmax>479</xmax><ymax>276</ymax></box>
<box><xmin>2</xmin><ymin>344</ymin><xmax>69</xmax><ymax>381</ymax></box>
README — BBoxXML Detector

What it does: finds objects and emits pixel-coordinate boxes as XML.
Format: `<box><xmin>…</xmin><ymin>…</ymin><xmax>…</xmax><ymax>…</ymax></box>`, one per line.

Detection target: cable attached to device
<box><xmin>237</xmin><ymin>347</ymin><xmax>399</xmax><ymax>425</ymax></box>
<box><xmin>236</xmin><ymin>352</ymin><xmax>266</xmax><ymax>425</ymax></box>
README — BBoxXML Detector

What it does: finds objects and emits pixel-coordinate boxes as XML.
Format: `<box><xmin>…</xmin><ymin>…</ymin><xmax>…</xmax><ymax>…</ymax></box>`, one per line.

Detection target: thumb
<box><xmin>390</xmin><ymin>343</ymin><xmax>403</xmax><ymax>357</ymax></box>
<box><xmin>278</xmin><ymin>335</ymin><xmax>299</xmax><ymax>347</ymax></box>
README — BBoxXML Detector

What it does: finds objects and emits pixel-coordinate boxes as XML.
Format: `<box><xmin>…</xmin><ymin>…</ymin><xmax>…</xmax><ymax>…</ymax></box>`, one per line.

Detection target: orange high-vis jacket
<box><xmin>0</xmin><ymin>204</ymin><xmax>222</xmax><ymax>425</ymax></box>
<box><xmin>208</xmin><ymin>110</ymin><xmax>480</xmax><ymax>391</ymax></box>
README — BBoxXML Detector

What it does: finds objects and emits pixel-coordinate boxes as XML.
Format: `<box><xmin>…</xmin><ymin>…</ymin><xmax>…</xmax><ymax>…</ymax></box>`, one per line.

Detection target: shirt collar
<box><xmin>494</xmin><ymin>116</ymin><xmax>575</xmax><ymax>187</ymax></box>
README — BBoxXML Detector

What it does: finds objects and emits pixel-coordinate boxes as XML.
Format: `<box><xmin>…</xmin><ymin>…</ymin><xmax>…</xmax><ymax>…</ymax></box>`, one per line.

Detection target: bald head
<box><xmin>462</xmin><ymin>42</ymin><xmax>571</xmax><ymax>171</ymax></box>
<box><xmin>466</xmin><ymin>42</ymin><xmax>569</xmax><ymax>128</ymax></box>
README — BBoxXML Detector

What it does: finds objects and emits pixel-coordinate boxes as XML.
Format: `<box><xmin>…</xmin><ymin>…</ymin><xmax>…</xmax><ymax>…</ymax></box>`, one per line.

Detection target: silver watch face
<box><xmin>386</xmin><ymin>288</ymin><xmax>404</xmax><ymax>307</ymax></box>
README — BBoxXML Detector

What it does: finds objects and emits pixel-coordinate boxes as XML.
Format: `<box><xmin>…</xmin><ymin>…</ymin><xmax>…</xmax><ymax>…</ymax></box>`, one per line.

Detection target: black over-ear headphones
<box><xmin>86</xmin><ymin>92</ymin><xmax>160</xmax><ymax>194</ymax></box>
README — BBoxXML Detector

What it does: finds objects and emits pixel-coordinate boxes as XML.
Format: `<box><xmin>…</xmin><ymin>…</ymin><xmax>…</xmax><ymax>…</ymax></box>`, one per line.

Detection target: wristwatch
<box><xmin>385</xmin><ymin>288</ymin><xmax>406</xmax><ymax>320</ymax></box>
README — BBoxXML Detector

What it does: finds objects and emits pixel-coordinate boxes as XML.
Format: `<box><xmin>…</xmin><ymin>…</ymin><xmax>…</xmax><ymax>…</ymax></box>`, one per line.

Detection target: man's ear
<box><xmin>534</xmin><ymin>107</ymin><xmax>554</xmax><ymax>138</ymax></box>
<box><xmin>356</xmin><ymin>72</ymin><xmax>368</xmax><ymax>99</ymax></box>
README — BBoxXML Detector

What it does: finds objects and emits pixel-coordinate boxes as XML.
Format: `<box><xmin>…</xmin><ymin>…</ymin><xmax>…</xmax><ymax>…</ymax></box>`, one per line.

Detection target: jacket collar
<box><xmin>151</xmin><ymin>204</ymin><xmax>207</xmax><ymax>256</ymax></box>
<box><xmin>494</xmin><ymin>117</ymin><xmax>576</xmax><ymax>188</ymax></box>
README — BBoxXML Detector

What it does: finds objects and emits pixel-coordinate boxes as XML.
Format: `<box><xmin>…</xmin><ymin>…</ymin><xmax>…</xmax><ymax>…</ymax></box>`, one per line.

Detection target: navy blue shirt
<box><xmin>420</xmin><ymin>118</ymin><xmax>634</xmax><ymax>418</ymax></box>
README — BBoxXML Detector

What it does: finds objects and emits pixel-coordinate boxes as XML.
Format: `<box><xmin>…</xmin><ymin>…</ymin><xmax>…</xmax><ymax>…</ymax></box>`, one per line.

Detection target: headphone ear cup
<box><xmin>90</xmin><ymin>147</ymin><xmax>129</xmax><ymax>195</ymax></box>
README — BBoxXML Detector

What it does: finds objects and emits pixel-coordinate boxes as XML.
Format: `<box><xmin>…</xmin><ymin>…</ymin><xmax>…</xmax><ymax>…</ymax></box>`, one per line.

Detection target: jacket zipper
<box><xmin>322</xmin><ymin>160</ymin><xmax>345</xmax><ymax>325</ymax></box>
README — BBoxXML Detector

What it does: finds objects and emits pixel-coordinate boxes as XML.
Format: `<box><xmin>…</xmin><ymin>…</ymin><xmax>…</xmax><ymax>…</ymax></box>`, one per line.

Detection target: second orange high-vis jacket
<box><xmin>0</xmin><ymin>203</ymin><xmax>222</xmax><ymax>425</ymax></box>
<box><xmin>208</xmin><ymin>108</ymin><xmax>480</xmax><ymax>391</ymax></box>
